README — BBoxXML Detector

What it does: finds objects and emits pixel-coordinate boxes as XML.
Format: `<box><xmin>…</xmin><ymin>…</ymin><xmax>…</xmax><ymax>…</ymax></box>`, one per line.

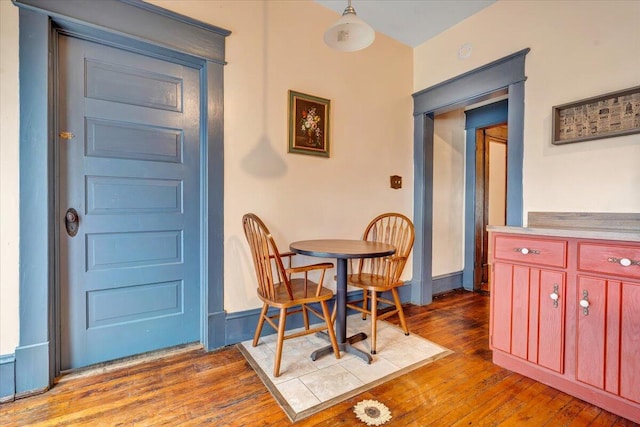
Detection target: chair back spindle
<box><xmin>359</xmin><ymin>213</ymin><xmax>414</xmax><ymax>282</ymax></box>
<box><xmin>242</xmin><ymin>214</ymin><xmax>293</xmax><ymax>300</ymax></box>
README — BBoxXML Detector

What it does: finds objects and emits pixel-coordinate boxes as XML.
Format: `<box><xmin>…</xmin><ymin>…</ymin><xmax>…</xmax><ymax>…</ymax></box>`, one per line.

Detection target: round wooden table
<box><xmin>289</xmin><ymin>239</ymin><xmax>396</xmax><ymax>363</ymax></box>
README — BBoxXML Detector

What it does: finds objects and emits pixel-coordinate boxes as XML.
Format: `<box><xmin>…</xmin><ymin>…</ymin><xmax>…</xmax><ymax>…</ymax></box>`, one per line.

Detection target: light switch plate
<box><xmin>390</xmin><ymin>175</ymin><xmax>402</xmax><ymax>189</ymax></box>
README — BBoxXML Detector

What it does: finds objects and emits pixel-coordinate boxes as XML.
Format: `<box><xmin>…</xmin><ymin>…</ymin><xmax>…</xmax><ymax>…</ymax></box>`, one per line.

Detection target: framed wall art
<box><xmin>288</xmin><ymin>90</ymin><xmax>330</xmax><ymax>158</ymax></box>
<box><xmin>552</xmin><ymin>85</ymin><xmax>640</xmax><ymax>145</ymax></box>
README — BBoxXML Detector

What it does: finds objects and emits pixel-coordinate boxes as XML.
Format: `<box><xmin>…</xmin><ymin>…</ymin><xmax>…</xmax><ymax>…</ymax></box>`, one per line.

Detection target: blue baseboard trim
<box><xmin>225</xmin><ymin>306</ymin><xmax>265</xmax><ymax>345</ymax></box>
<box><xmin>225</xmin><ymin>284</ymin><xmax>414</xmax><ymax>346</ymax></box>
<box><xmin>207</xmin><ymin>310</ymin><xmax>227</xmax><ymax>351</ymax></box>
<box><xmin>396</xmin><ymin>282</ymin><xmax>411</xmax><ymax>302</ymax></box>
<box><xmin>432</xmin><ymin>271</ymin><xmax>463</xmax><ymax>295</ymax></box>
<box><xmin>0</xmin><ymin>354</ymin><xmax>16</xmax><ymax>402</ymax></box>
<box><xmin>14</xmin><ymin>342</ymin><xmax>50</xmax><ymax>396</ymax></box>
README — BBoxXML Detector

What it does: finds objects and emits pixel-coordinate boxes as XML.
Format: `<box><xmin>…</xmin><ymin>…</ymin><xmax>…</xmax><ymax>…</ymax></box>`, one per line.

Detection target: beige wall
<box><xmin>0</xmin><ymin>0</ymin><xmax>413</xmax><ymax>353</ymax></box>
<box><xmin>432</xmin><ymin>109</ymin><xmax>465</xmax><ymax>276</ymax></box>
<box><xmin>415</xmin><ymin>0</ymin><xmax>640</xmax><ymax>221</ymax></box>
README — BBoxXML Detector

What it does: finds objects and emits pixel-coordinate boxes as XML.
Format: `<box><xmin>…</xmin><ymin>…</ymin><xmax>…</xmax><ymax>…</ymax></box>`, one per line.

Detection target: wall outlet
<box><xmin>390</xmin><ymin>175</ymin><xmax>402</xmax><ymax>189</ymax></box>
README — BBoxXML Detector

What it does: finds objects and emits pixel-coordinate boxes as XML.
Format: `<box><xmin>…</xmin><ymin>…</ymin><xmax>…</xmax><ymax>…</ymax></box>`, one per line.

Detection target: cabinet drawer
<box><xmin>578</xmin><ymin>242</ymin><xmax>640</xmax><ymax>281</ymax></box>
<box><xmin>493</xmin><ymin>235</ymin><xmax>567</xmax><ymax>268</ymax></box>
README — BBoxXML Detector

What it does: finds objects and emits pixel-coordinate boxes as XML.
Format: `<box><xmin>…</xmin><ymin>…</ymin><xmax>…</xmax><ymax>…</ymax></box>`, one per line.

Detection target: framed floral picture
<box><xmin>288</xmin><ymin>90</ymin><xmax>330</xmax><ymax>158</ymax></box>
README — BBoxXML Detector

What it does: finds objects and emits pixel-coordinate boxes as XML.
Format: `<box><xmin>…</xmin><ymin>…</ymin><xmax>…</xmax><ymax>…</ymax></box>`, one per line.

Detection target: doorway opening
<box><xmin>410</xmin><ymin>48</ymin><xmax>528</xmax><ymax>330</ymax></box>
<box><xmin>474</xmin><ymin>123</ymin><xmax>508</xmax><ymax>293</ymax></box>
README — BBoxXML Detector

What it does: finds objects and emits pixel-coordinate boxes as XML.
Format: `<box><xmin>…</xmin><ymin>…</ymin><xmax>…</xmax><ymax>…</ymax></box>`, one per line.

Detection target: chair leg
<box><xmin>391</xmin><ymin>288</ymin><xmax>409</xmax><ymax>336</ymax></box>
<box><xmin>370</xmin><ymin>291</ymin><xmax>378</xmax><ymax>354</ymax></box>
<box><xmin>331</xmin><ymin>300</ymin><xmax>337</xmax><ymax>324</ymax></box>
<box><xmin>361</xmin><ymin>290</ymin><xmax>368</xmax><ymax>320</ymax></box>
<box><xmin>320</xmin><ymin>301</ymin><xmax>341</xmax><ymax>359</ymax></box>
<box><xmin>302</xmin><ymin>304</ymin><xmax>310</xmax><ymax>330</ymax></box>
<box><xmin>252</xmin><ymin>303</ymin><xmax>269</xmax><ymax>347</ymax></box>
<box><xmin>273</xmin><ymin>308</ymin><xmax>288</xmax><ymax>377</ymax></box>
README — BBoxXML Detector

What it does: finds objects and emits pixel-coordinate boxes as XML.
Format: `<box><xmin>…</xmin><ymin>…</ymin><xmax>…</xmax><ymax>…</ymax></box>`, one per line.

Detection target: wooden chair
<box><xmin>242</xmin><ymin>213</ymin><xmax>340</xmax><ymax>377</ymax></box>
<box><xmin>346</xmin><ymin>213</ymin><xmax>415</xmax><ymax>354</ymax></box>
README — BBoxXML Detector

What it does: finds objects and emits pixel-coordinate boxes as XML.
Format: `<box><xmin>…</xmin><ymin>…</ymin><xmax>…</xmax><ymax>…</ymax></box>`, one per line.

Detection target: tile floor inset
<box><xmin>299</xmin><ymin>364</ymin><xmax>363</xmax><ymax>402</ymax></box>
<box><xmin>238</xmin><ymin>314</ymin><xmax>453</xmax><ymax>422</ymax></box>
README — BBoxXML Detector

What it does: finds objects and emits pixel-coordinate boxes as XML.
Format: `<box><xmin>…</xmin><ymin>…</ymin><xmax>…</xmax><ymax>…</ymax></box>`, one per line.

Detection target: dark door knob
<box><xmin>66</xmin><ymin>210</ymin><xmax>77</xmax><ymax>223</ymax></box>
<box><xmin>65</xmin><ymin>208</ymin><xmax>79</xmax><ymax>237</ymax></box>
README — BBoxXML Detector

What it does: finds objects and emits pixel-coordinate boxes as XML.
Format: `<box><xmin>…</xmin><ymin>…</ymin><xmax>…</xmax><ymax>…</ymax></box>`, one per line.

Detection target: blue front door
<box><xmin>58</xmin><ymin>34</ymin><xmax>201</xmax><ymax>370</ymax></box>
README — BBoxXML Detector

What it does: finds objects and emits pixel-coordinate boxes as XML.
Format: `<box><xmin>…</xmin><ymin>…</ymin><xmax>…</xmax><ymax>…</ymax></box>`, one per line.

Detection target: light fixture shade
<box><xmin>323</xmin><ymin>7</ymin><xmax>375</xmax><ymax>52</ymax></box>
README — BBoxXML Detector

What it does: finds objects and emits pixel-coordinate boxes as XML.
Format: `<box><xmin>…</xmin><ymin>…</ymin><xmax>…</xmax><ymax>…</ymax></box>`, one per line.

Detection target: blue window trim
<box><xmin>9</xmin><ymin>0</ymin><xmax>229</xmax><ymax>397</ymax></box>
<box><xmin>411</xmin><ymin>48</ymin><xmax>529</xmax><ymax>305</ymax></box>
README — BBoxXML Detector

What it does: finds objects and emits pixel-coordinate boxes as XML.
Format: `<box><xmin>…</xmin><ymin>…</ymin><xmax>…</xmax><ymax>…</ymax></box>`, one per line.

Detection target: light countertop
<box><xmin>487</xmin><ymin>225</ymin><xmax>640</xmax><ymax>243</ymax></box>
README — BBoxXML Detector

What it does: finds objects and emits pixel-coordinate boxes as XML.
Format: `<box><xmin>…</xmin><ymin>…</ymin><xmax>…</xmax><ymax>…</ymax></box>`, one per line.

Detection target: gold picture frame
<box><xmin>288</xmin><ymin>90</ymin><xmax>330</xmax><ymax>158</ymax></box>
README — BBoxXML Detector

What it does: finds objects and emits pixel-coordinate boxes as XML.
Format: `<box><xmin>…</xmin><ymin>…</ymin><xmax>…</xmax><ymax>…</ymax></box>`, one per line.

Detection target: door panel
<box><xmin>576</xmin><ymin>276</ymin><xmax>607</xmax><ymax>389</ymax></box>
<box><xmin>537</xmin><ymin>269</ymin><xmax>565</xmax><ymax>373</ymax></box>
<box><xmin>620</xmin><ymin>282</ymin><xmax>640</xmax><ymax>403</ymax></box>
<box><xmin>491</xmin><ymin>262</ymin><xmax>513</xmax><ymax>353</ymax></box>
<box><xmin>510</xmin><ymin>265</ymin><xmax>530</xmax><ymax>360</ymax></box>
<box><xmin>58</xmin><ymin>34</ymin><xmax>201</xmax><ymax>370</ymax></box>
<box><xmin>85</xmin><ymin>58</ymin><xmax>183</xmax><ymax>112</ymax></box>
<box><xmin>86</xmin><ymin>118</ymin><xmax>183</xmax><ymax>163</ymax></box>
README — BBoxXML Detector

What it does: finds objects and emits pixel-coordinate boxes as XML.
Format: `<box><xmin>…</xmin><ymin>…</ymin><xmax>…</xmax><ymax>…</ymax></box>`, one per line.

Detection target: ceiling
<box><xmin>314</xmin><ymin>0</ymin><xmax>496</xmax><ymax>48</ymax></box>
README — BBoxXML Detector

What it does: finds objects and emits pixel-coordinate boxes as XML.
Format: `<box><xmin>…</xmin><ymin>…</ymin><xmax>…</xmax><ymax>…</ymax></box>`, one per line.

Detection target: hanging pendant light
<box><xmin>323</xmin><ymin>0</ymin><xmax>375</xmax><ymax>52</ymax></box>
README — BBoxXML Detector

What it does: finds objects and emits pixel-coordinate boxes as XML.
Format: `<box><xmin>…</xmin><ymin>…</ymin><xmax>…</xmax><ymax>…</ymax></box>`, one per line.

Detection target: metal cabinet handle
<box><xmin>580</xmin><ymin>290</ymin><xmax>589</xmax><ymax>315</ymax></box>
<box><xmin>549</xmin><ymin>284</ymin><xmax>559</xmax><ymax>308</ymax></box>
<box><xmin>515</xmin><ymin>247</ymin><xmax>540</xmax><ymax>255</ymax></box>
<box><xmin>607</xmin><ymin>257</ymin><xmax>639</xmax><ymax>267</ymax></box>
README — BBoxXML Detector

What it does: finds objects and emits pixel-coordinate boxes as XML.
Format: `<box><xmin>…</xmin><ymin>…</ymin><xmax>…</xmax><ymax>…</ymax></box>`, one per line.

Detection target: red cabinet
<box><xmin>490</xmin><ymin>232</ymin><xmax>640</xmax><ymax>423</ymax></box>
<box><xmin>492</xmin><ymin>261</ymin><xmax>565</xmax><ymax>373</ymax></box>
<box><xmin>575</xmin><ymin>241</ymin><xmax>640</xmax><ymax>405</ymax></box>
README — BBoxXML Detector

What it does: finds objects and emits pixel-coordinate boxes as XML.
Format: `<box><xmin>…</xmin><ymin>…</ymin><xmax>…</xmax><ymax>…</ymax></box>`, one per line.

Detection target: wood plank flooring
<box><xmin>1</xmin><ymin>290</ymin><xmax>636</xmax><ymax>426</ymax></box>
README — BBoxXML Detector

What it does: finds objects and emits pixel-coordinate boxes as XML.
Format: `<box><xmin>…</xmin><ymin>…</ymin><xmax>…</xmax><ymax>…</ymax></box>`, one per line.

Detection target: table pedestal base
<box><xmin>310</xmin><ymin>332</ymin><xmax>372</xmax><ymax>364</ymax></box>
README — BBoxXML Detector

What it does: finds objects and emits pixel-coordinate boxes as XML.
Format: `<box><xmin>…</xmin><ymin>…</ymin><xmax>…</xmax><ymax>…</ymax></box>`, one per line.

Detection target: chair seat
<box><xmin>259</xmin><ymin>278</ymin><xmax>334</xmax><ymax>307</ymax></box>
<box><xmin>347</xmin><ymin>273</ymin><xmax>403</xmax><ymax>292</ymax></box>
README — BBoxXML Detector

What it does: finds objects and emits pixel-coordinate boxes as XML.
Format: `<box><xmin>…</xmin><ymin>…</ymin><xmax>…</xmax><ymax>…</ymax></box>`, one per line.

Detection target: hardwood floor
<box><xmin>1</xmin><ymin>290</ymin><xmax>636</xmax><ymax>426</ymax></box>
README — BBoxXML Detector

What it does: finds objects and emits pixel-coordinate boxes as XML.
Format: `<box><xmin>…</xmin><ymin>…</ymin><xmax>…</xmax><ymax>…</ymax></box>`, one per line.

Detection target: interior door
<box><xmin>58</xmin><ymin>34</ymin><xmax>201</xmax><ymax>370</ymax></box>
<box><xmin>474</xmin><ymin>124</ymin><xmax>507</xmax><ymax>293</ymax></box>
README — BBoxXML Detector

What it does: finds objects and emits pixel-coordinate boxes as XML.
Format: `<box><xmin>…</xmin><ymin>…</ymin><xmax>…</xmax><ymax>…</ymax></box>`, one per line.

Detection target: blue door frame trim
<box><xmin>462</xmin><ymin>100</ymin><xmax>509</xmax><ymax>291</ymax></box>
<box><xmin>10</xmin><ymin>0</ymin><xmax>229</xmax><ymax>397</ymax></box>
<box><xmin>14</xmin><ymin>0</ymin><xmax>229</xmax><ymax>64</ymax></box>
<box><xmin>412</xmin><ymin>48</ymin><xmax>529</xmax><ymax>305</ymax></box>
<box><xmin>465</xmin><ymin>99</ymin><xmax>509</xmax><ymax>130</ymax></box>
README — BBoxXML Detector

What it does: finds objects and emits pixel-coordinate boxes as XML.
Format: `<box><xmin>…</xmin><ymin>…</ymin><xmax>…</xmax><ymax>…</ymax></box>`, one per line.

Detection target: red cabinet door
<box><xmin>537</xmin><ymin>270</ymin><xmax>565</xmax><ymax>373</ymax></box>
<box><xmin>511</xmin><ymin>266</ymin><xmax>531</xmax><ymax>360</ymax></box>
<box><xmin>491</xmin><ymin>261</ymin><xmax>565</xmax><ymax>373</ymax></box>
<box><xmin>576</xmin><ymin>276</ymin><xmax>608</xmax><ymax>389</ymax></box>
<box><xmin>576</xmin><ymin>277</ymin><xmax>640</xmax><ymax>404</ymax></box>
<box><xmin>620</xmin><ymin>281</ymin><xmax>640</xmax><ymax>404</ymax></box>
<box><xmin>492</xmin><ymin>262</ymin><xmax>513</xmax><ymax>354</ymax></box>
